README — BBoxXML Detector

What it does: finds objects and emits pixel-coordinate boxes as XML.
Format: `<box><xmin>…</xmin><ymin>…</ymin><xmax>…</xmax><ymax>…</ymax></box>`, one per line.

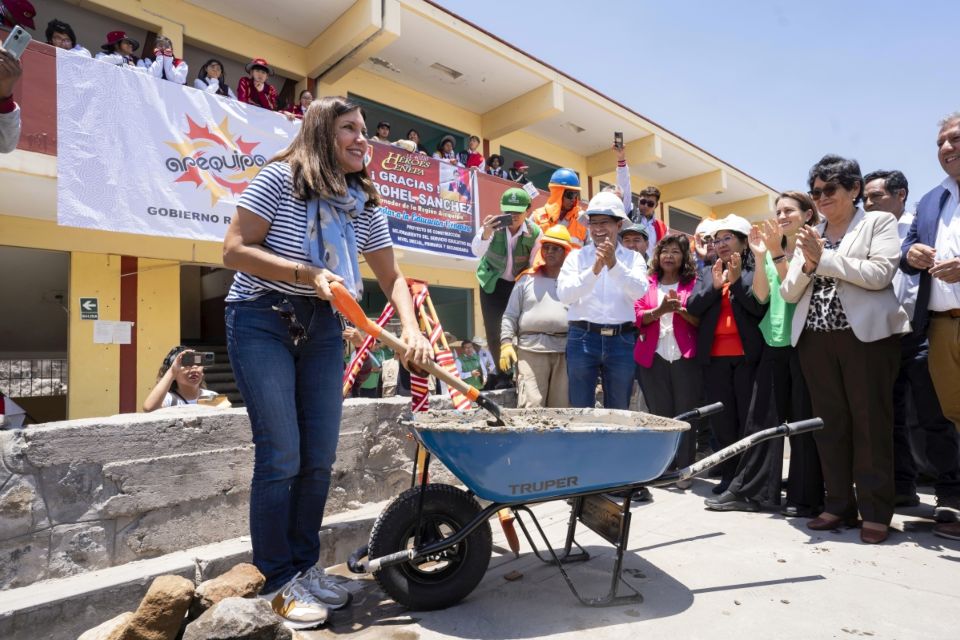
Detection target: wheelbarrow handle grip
<box><xmin>785</xmin><ymin>418</ymin><xmax>824</xmax><ymax>436</ymax></box>
<box><xmin>673</xmin><ymin>402</ymin><xmax>724</xmax><ymax>422</ymax></box>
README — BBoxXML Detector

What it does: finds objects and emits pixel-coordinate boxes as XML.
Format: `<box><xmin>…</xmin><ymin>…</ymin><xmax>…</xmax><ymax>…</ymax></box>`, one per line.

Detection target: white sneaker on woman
<box><xmin>263</xmin><ymin>572</ymin><xmax>329</xmax><ymax>630</ymax></box>
<box><xmin>298</xmin><ymin>565</ymin><xmax>351</xmax><ymax>609</ymax></box>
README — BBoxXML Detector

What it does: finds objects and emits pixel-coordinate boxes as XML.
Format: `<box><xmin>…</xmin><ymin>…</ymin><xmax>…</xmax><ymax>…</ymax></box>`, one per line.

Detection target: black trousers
<box><xmin>479</xmin><ymin>278</ymin><xmax>516</xmax><ymax>373</ymax></box>
<box><xmin>702</xmin><ymin>355</ymin><xmax>757</xmax><ymax>486</ymax></box>
<box><xmin>728</xmin><ymin>345</ymin><xmax>823</xmax><ymax>508</ymax></box>
<box><xmin>892</xmin><ymin>339</ymin><xmax>960</xmax><ymax>498</ymax></box>
<box><xmin>798</xmin><ymin>330</ymin><xmax>900</xmax><ymax>525</ymax></box>
<box><xmin>638</xmin><ymin>355</ymin><xmax>703</xmax><ymax>469</ymax></box>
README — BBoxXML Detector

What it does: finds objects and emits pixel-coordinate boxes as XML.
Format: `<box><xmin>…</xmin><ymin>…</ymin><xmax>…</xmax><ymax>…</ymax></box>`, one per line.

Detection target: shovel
<box><xmin>330</xmin><ymin>282</ymin><xmax>509</xmax><ymax>426</ymax></box>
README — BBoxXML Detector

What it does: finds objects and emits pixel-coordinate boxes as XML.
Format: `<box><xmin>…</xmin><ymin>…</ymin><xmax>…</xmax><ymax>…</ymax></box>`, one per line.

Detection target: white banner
<box><xmin>56</xmin><ymin>51</ymin><xmax>300</xmax><ymax>241</ymax></box>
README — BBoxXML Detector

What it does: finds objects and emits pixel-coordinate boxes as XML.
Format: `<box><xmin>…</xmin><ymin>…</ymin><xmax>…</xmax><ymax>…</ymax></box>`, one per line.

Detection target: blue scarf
<box><xmin>303</xmin><ymin>184</ymin><xmax>366</xmax><ymax>299</ymax></box>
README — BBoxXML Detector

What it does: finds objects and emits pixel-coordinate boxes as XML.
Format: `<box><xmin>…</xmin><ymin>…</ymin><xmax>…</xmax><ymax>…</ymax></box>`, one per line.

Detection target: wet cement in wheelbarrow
<box><xmin>405</xmin><ymin>408</ymin><xmax>689</xmax><ymax>433</ymax></box>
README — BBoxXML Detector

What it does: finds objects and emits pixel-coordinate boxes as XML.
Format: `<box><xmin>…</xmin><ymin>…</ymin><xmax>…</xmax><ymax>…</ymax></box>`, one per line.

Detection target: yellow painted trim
<box><xmin>68</xmin><ymin>252</ymin><xmax>121</xmax><ymax>419</ymax></box>
<box><xmin>481</xmin><ymin>82</ymin><xmax>564</xmax><ymax>141</ymax></box>
<box><xmin>0</xmin><ymin>216</ymin><xmax>223</xmax><ymax>265</ymax></box>
<box><xmin>136</xmin><ymin>259</ymin><xmax>181</xmax><ymax>411</ymax></box>
<box><xmin>660</xmin><ymin>169</ymin><xmax>728</xmax><ymax>203</ymax></box>
<box><xmin>308</xmin><ymin>0</ymin><xmax>401</xmax><ymax>81</ymax></box>
<box><xmin>586</xmin><ymin>135</ymin><xmax>662</xmax><ymax>177</ymax></box>
<box><xmin>713</xmin><ymin>194</ymin><xmax>777</xmax><ymax>220</ymax></box>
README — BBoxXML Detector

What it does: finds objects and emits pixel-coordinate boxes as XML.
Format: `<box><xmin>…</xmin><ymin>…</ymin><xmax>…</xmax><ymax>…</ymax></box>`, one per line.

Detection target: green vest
<box><xmin>458</xmin><ymin>352</ymin><xmax>483</xmax><ymax>389</ymax></box>
<box><xmin>476</xmin><ymin>220</ymin><xmax>541</xmax><ymax>293</ymax></box>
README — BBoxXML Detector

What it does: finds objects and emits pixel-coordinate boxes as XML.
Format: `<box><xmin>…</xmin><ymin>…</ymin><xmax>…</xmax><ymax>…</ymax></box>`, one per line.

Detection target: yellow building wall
<box><xmin>68</xmin><ymin>252</ymin><xmax>121</xmax><ymax>418</ymax></box>
<box><xmin>136</xmin><ymin>259</ymin><xmax>182</xmax><ymax>410</ymax></box>
<box><xmin>490</xmin><ymin>130</ymin><xmax>588</xmax><ymax>179</ymax></box>
<box><xmin>319</xmin><ymin>69</ymin><xmax>483</xmax><ymax>137</ymax></box>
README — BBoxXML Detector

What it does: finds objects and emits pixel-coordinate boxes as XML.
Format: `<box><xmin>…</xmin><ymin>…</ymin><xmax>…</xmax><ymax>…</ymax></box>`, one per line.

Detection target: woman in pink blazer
<box><xmin>635</xmin><ymin>235</ymin><xmax>701</xmax><ymax>476</ymax></box>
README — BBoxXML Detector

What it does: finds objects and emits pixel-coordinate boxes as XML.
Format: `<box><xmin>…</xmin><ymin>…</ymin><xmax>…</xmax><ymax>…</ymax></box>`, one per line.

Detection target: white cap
<box><xmin>695</xmin><ymin>217</ymin><xmax>718</xmax><ymax>236</ymax></box>
<box><xmin>584</xmin><ymin>192</ymin><xmax>628</xmax><ymax>220</ymax></box>
<box><xmin>713</xmin><ymin>214</ymin><xmax>752</xmax><ymax>237</ymax></box>
<box><xmin>471</xmin><ymin>336</ymin><xmax>487</xmax><ymax>346</ymax></box>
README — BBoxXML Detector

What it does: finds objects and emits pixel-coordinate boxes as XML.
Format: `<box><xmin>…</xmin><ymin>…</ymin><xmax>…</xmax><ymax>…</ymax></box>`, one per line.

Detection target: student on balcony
<box><xmin>45</xmin><ymin>19</ymin><xmax>91</xmax><ymax>57</ymax></box>
<box><xmin>433</xmin><ymin>134</ymin><xmax>462</xmax><ymax>166</ymax></box>
<box><xmin>458</xmin><ymin>135</ymin><xmax>485</xmax><ymax>170</ymax></box>
<box><xmin>96</xmin><ymin>30</ymin><xmax>146</xmax><ymax>70</ymax></box>
<box><xmin>194</xmin><ymin>59</ymin><xmax>236</xmax><ymax>99</ymax></box>
<box><xmin>237</xmin><ymin>58</ymin><xmax>279</xmax><ymax>111</ymax></box>
<box><xmin>143</xmin><ymin>35</ymin><xmax>188</xmax><ymax>84</ymax></box>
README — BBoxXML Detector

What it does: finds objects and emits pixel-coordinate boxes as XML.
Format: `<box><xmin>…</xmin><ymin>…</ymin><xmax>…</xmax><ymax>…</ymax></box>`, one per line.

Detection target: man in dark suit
<box><xmin>901</xmin><ymin>112</ymin><xmax>960</xmax><ymax>541</ymax></box>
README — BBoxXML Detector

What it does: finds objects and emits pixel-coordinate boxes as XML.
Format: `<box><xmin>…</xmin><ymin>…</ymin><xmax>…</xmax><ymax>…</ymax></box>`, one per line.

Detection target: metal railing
<box><xmin>0</xmin><ymin>359</ymin><xmax>68</xmax><ymax>397</ymax></box>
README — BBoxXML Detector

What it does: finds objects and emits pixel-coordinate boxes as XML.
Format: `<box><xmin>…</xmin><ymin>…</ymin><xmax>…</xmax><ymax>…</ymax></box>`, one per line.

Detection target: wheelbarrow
<box><xmin>329</xmin><ymin>283</ymin><xmax>824</xmax><ymax>610</ymax></box>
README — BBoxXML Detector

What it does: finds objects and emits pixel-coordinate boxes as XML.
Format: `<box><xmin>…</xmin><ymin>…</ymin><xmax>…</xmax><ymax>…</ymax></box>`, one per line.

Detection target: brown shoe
<box><xmin>933</xmin><ymin>522</ymin><xmax>960</xmax><ymax>541</ymax></box>
<box><xmin>860</xmin><ymin>526</ymin><xmax>889</xmax><ymax>544</ymax></box>
<box><xmin>806</xmin><ymin>514</ymin><xmax>859</xmax><ymax>531</ymax></box>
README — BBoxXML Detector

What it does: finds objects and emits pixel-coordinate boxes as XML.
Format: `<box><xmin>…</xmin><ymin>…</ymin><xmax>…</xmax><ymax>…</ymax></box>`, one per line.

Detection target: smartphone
<box><xmin>182</xmin><ymin>351</ymin><xmax>215</xmax><ymax>367</ymax></box>
<box><xmin>3</xmin><ymin>26</ymin><xmax>31</xmax><ymax>60</ymax></box>
<box><xmin>614</xmin><ymin>131</ymin><xmax>624</xmax><ymax>149</ymax></box>
<box><xmin>493</xmin><ymin>213</ymin><xmax>513</xmax><ymax>229</ymax></box>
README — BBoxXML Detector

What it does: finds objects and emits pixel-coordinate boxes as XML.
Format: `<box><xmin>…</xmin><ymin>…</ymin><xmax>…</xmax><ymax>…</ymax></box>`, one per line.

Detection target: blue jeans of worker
<box><xmin>226</xmin><ymin>292</ymin><xmax>343</xmax><ymax>593</ymax></box>
<box><xmin>566</xmin><ymin>325</ymin><xmax>636</xmax><ymax>409</ymax></box>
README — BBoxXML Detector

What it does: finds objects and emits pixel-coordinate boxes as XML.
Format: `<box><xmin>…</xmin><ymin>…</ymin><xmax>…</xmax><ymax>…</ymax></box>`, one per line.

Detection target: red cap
<box><xmin>102</xmin><ymin>30</ymin><xmax>140</xmax><ymax>51</ymax></box>
<box><xmin>0</xmin><ymin>0</ymin><xmax>36</xmax><ymax>29</ymax></box>
<box><xmin>245</xmin><ymin>58</ymin><xmax>273</xmax><ymax>75</ymax></box>
<box><xmin>512</xmin><ymin>160</ymin><xmax>529</xmax><ymax>170</ymax></box>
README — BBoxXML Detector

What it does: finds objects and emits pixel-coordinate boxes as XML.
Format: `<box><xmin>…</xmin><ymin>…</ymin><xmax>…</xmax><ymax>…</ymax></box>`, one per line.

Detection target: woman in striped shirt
<box><xmin>223</xmin><ymin>96</ymin><xmax>431</xmax><ymax>630</ymax></box>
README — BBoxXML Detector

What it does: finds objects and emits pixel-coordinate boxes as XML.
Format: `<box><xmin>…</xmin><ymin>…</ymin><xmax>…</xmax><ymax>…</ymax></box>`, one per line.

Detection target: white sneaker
<box><xmin>298</xmin><ymin>565</ymin><xmax>351</xmax><ymax>609</ymax></box>
<box><xmin>263</xmin><ymin>573</ymin><xmax>329</xmax><ymax>630</ymax></box>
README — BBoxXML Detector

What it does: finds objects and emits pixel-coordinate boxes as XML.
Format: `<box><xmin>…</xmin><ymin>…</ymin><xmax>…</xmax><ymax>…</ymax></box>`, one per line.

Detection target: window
<box><xmin>349</xmin><ymin>93</ymin><xmax>468</xmax><ymax>155</ymax></box>
<box><xmin>667</xmin><ymin>207</ymin><xmax>702</xmax><ymax>236</ymax></box>
<box><xmin>499</xmin><ymin>147</ymin><xmax>561</xmax><ymax>191</ymax></box>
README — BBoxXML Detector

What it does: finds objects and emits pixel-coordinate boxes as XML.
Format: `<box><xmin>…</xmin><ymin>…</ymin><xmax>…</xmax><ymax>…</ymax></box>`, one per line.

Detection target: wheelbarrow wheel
<box><xmin>369</xmin><ymin>483</ymin><xmax>492</xmax><ymax>610</ymax></box>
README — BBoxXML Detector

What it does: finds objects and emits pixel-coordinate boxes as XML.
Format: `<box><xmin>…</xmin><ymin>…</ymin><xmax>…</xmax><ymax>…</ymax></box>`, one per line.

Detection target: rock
<box><xmin>117</xmin><ymin>574</ymin><xmax>195</xmax><ymax>640</ymax></box>
<box><xmin>182</xmin><ymin>597</ymin><xmax>292</xmax><ymax>640</ymax></box>
<box><xmin>0</xmin><ymin>473</ymin><xmax>48</xmax><ymax>540</ymax></box>
<box><xmin>48</xmin><ymin>522</ymin><xmax>111</xmax><ymax>577</ymax></box>
<box><xmin>77</xmin><ymin>612</ymin><xmax>133</xmax><ymax>640</ymax></box>
<box><xmin>0</xmin><ymin>529</ymin><xmax>51</xmax><ymax>589</ymax></box>
<box><xmin>191</xmin><ymin>563</ymin><xmax>265</xmax><ymax>618</ymax></box>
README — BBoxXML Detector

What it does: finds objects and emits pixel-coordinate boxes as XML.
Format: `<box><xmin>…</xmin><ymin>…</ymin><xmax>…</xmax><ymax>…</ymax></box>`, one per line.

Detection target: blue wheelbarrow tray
<box><xmin>406</xmin><ymin>408</ymin><xmax>689</xmax><ymax>503</ymax></box>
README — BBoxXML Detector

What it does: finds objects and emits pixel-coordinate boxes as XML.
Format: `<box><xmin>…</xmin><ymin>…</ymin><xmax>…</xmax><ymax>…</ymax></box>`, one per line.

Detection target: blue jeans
<box><xmin>565</xmin><ymin>325</ymin><xmax>637</xmax><ymax>409</ymax></box>
<box><xmin>226</xmin><ymin>292</ymin><xmax>344</xmax><ymax>593</ymax></box>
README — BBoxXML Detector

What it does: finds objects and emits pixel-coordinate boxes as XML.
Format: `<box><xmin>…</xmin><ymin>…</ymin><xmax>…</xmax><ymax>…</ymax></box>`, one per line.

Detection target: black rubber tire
<box><xmin>369</xmin><ymin>483</ymin><xmax>492</xmax><ymax>610</ymax></box>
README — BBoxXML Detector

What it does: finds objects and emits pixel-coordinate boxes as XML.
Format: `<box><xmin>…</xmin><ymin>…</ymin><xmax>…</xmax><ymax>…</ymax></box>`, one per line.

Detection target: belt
<box><xmin>569</xmin><ymin>320</ymin><xmax>636</xmax><ymax>336</ymax></box>
<box><xmin>931</xmin><ymin>309</ymin><xmax>960</xmax><ymax>319</ymax></box>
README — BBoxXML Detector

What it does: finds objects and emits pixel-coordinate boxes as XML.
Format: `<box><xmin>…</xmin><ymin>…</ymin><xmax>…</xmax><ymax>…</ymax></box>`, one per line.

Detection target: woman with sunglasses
<box><xmin>781</xmin><ymin>155</ymin><xmax>909</xmax><ymax>544</ymax></box>
<box><xmin>706</xmin><ymin>193</ymin><xmax>824</xmax><ymax>515</ymax></box>
<box><xmin>687</xmin><ymin>215</ymin><xmax>767</xmax><ymax>496</ymax></box>
<box><xmin>222</xmin><ymin>96</ymin><xmax>432</xmax><ymax>628</ymax></box>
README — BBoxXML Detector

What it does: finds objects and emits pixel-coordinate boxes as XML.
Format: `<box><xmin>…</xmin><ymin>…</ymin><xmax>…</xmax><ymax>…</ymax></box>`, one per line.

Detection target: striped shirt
<box><xmin>226</xmin><ymin>162</ymin><xmax>393</xmax><ymax>302</ymax></box>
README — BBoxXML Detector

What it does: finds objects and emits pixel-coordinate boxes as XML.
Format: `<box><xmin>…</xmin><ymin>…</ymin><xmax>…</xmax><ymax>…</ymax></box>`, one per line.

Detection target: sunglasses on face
<box><xmin>809</xmin><ymin>183</ymin><xmax>840</xmax><ymax>200</ymax></box>
<box><xmin>562</xmin><ymin>190</ymin><xmax>579</xmax><ymax>200</ymax></box>
<box><xmin>272</xmin><ymin>299</ymin><xmax>308</xmax><ymax>346</ymax></box>
<box><xmin>639</xmin><ymin>198</ymin><xmax>657</xmax><ymax>208</ymax></box>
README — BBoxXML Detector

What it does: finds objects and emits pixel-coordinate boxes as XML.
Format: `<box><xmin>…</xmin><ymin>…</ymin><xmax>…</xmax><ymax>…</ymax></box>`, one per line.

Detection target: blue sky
<box><xmin>436</xmin><ymin>0</ymin><xmax>955</xmax><ymax>208</ymax></box>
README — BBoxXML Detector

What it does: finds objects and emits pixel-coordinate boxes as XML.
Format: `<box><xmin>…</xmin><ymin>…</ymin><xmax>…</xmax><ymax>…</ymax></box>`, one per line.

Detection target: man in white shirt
<box><xmin>557</xmin><ymin>192</ymin><xmax>649</xmax><ymax>409</ymax></box>
<box><xmin>902</xmin><ymin>112</ymin><xmax>960</xmax><ymax>541</ymax></box>
<box><xmin>865</xmin><ymin>169</ymin><xmax>960</xmax><ymax>511</ymax></box>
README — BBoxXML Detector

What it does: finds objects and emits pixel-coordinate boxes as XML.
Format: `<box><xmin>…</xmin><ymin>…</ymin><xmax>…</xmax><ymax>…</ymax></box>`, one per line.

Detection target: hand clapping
<box><xmin>797</xmin><ymin>226</ymin><xmax>824</xmax><ymax>273</ymax></box>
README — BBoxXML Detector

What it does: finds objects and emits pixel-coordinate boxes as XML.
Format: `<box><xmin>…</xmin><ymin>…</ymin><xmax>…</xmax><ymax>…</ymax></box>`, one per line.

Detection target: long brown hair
<box><xmin>775</xmin><ymin>190</ymin><xmax>819</xmax><ymax>249</ymax></box>
<box><xmin>649</xmin><ymin>234</ymin><xmax>697</xmax><ymax>283</ymax></box>
<box><xmin>271</xmin><ymin>96</ymin><xmax>380</xmax><ymax>205</ymax></box>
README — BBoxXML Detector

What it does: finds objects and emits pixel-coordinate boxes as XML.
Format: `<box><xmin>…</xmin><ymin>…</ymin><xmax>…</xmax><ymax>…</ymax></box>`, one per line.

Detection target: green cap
<box><xmin>500</xmin><ymin>187</ymin><xmax>531</xmax><ymax>212</ymax></box>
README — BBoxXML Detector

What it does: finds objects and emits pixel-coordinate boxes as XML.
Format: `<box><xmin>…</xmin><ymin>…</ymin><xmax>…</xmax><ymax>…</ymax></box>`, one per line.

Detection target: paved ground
<box><xmin>308</xmin><ymin>480</ymin><xmax>959</xmax><ymax>640</ymax></box>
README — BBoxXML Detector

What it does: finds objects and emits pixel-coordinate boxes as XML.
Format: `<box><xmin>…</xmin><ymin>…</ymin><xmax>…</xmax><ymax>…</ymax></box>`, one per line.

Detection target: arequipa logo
<box><xmin>164</xmin><ymin>115</ymin><xmax>267</xmax><ymax>205</ymax></box>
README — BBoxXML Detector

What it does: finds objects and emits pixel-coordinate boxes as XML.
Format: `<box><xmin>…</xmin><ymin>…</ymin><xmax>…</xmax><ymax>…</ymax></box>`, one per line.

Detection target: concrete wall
<box><xmin>0</xmin><ymin>392</ymin><xmax>513</xmax><ymax>590</ymax></box>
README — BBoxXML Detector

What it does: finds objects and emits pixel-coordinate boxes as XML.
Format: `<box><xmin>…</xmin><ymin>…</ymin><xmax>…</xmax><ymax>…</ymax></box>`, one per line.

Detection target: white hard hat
<box><xmin>585</xmin><ymin>191</ymin><xmax>628</xmax><ymax>220</ymax></box>
<box><xmin>695</xmin><ymin>217</ymin><xmax>718</xmax><ymax>236</ymax></box>
<box><xmin>713</xmin><ymin>214</ymin><xmax>752</xmax><ymax>237</ymax></box>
